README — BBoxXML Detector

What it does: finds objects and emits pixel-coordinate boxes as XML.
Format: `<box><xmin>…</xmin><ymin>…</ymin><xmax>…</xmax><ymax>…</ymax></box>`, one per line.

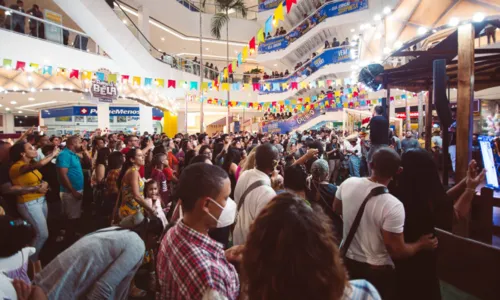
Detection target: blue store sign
<box><xmin>41</xmin><ymin>106</ymin><xmax>164</xmax><ymax>118</ymax></box>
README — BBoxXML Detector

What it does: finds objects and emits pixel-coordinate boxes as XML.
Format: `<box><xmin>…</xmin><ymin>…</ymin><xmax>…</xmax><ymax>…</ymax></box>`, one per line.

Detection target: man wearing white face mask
<box><xmin>157</xmin><ymin>163</ymin><xmax>240</xmax><ymax>300</ymax></box>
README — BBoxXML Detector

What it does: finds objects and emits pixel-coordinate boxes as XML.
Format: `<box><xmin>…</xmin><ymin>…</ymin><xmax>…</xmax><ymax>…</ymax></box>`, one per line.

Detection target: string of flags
<box><xmin>1</xmin><ymin>58</ymin><xmax>357</xmax><ymax>94</ymax></box>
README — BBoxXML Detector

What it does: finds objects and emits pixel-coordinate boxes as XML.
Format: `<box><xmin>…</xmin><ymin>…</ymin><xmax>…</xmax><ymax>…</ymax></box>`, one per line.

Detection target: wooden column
<box><xmin>425</xmin><ymin>87</ymin><xmax>433</xmax><ymax>151</ymax></box>
<box><xmin>456</xmin><ymin>24</ymin><xmax>475</xmax><ymax>183</ymax></box>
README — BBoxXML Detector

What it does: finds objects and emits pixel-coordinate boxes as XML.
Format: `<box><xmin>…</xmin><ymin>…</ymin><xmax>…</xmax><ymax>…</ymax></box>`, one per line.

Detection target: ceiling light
<box><xmin>5</xmin><ymin>108</ymin><xmax>10</xmax><ymax>111</ymax></box>
<box><xmin>350</xmin><ymin>28</ymin><xmax>355</xmax><ymax>33</ymax></box>
<box><xmin>383</xmin><ymin>6</ymin><xmax>391</xmax><ymax>15</ymax></box>
<box><xmin>18</xmin><ymin>111</ymin><xmax>22</xmax><ymax>113</ymax></box>
<box><xmin>10</xmin><ymin>101</ymin><xmax>16</xmax><ymax>104</ymax></box>
<box><xmin>383</xmin><ymin>47</ymin><xmax>391</xmax><ymax>54</ymax></box>
<box><xmin>158</xmin><ymin>49</ymin><xmax>161</xmax><ymax>51</ymax></box>
<box><xmin>27</xmin><ymin>76</ymin><xmax>32</xmax><ymax>82</ymax></box>
<box><xmin>122</xmin><ymin>19</ymin><xmax>127</xmax><ymax>24</ymax></box>
<box><xmin>388</xmin><ymin>32</ymin><xmax>396</xmax><ymax>40</ymax></box>
<box><xmin>373</xmin><ymin>14</ymin><xmax>381</xmax><ymax>21</ymax></box>
<box><xmin>273</xmin><ymin>64</ymin><xmax>278</xmax><ymax>66</ymax></box>
<box><xmin>161</xmin><ymin>37</ymin><xmax>165</xmax><ymax>41</ymax></box>
<box><xmin>473</xmin><ymin>13</ymin><xmax>485</xmax><ymax>23</ymax></box>
<box><xmin>394</xmin><ymin>41</ymin><xmax>403</xmax><ymax>49</ymax></box>
<box><xmin>28</xmin><ymin>97</ymin><xmax>35</xmax><ymax>101</ymax></box>
<box><xmin>0</xmin><ymin>104</ymin><xmax>2</xmax><ymax>107</ymax></box>
<box><xmin>417</xmin><ymin>27</ymin><xmax>428</xmax><ymax>35</ymax></box>
<box><xmin>18</xmin><ymin>101</ymin><xmax>58</xmax><ymax>109</ymax></box>
<box><xmin>374</xmin><ymin>32</ymin><xmax>382</xmax><ymax>39</ymax></box>
<box><xmin>448</xmin><ymin>17</ymin><xmax>460</xmax><ymax>27</ymax></box>
<box><xmin>205</xmin><ymin>47</ymin><xmax>209</xmax><ymax>51</ymax></box>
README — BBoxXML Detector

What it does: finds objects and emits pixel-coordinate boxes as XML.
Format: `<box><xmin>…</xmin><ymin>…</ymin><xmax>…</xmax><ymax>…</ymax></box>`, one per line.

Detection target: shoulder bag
<box><xmin>339</xmin><ymin>186</ymin><xmax>388</xmax><ymax>258</ymax></box>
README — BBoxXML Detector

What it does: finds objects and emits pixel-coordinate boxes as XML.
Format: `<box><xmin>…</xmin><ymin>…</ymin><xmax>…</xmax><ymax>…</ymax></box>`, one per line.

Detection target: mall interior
<box><xmin>1</xmin><ymin>0</ymin><xmax>500</xmax><ymax>299</ymax></box>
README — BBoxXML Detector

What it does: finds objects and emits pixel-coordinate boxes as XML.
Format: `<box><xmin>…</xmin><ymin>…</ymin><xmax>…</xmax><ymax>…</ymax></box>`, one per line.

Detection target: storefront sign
<box><xmin>41</xmin><ymin>106</ymin><xmax>163</xmax><ymax>118</ymax></box>
<box><xmin>396</xmin><ymin>112</ymin><xmax>420</xmax><ymax>119</ymax></box>
<box><xmin>258</xmin><ymin>0</ymin><xmax>368</xmax><ymax>53</ymax></box>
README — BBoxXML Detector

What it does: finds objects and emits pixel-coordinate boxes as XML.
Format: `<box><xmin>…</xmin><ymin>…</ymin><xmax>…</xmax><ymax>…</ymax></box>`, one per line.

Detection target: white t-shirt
<box><xmin>335</xmin><ymin>177</ymin><xmax>404</xmax><ymax>266</ymax></box>
<box><xmin>233</xmin><ymin>168</ymin><xmax>276</xmax><ymax>246</ymax></box>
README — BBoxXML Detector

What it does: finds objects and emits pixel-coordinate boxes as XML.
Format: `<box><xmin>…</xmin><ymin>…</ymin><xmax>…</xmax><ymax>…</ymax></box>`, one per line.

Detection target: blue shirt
<box><xmin>56</xmin><ymin>148</ymin><xmax>84</xmax><ymax>192</ymax></box>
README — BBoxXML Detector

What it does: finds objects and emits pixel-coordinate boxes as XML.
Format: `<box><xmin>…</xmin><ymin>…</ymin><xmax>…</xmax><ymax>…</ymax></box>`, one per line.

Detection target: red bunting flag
<box><xmin>121</xmin><ymin>75</ymin><xmax>130</xmax><ymax>83</ymax></box>
<box><xmin>69</xmin><ymin>69</ymin><xmax>79</xmax><ymax>79</ymax></box>
<box><xmin>326</xmin><ymin>80</ymin><xmax>333</xmax><ymax>87</ymax></box>
<box><xmin>248</xmin><ymin>102</ymin><xmax>253</xmax><ymax>108</ymax></box>
<box><xmin>15</xmin><ymin>61</ymin><xmax>26</xmax><ymax>71</ymax></box>
<box><xmin>249</xmin><ymin>37</ymin><xmax>256</xmax><ymax>51</ymax></box>
<box><xmin>167</xmin><ymin>79</ymin><xmax>176</xmax><ymax>88</ymax></box>
<box><xmin>272</xmin><ymin>101</ymin><xmax>277</xmax><ymax>107</ymax></box>
<box><xmin>291</xmin><ymin>82</ymin><xmax>298</xmax><ymax>90</ymax></box>
<box><xmin>253</xmin><ymin>83</ymin><xmax>260</xmax><ymax>91</ymax></box>
<box><xmin>327</xmin><ymin>92</ymin><xmax>333</xmax><ymax>98</ymax></box>
<box><xmin>390</xmin><ymin>96</ymin><xmax>395</xmax><ymax>101</ymax></box>
<box><xmin>325</xmin><ymin>101</ymin><xmax>330</xmax><ymax>108</ymax></box>
<box><xmin>298</xmin><ymin>98</ymin><xmax>303</xmax><ymax>103</ymax></box>
<box><xmin>286</xmin><ymin>0</ymin><xmax>297</xmax><ymax>13</ymax></box>
<box><xmin>228</xmin><ymin>63</ymin><xmax>233</xmax><ymax>74</ymax></box>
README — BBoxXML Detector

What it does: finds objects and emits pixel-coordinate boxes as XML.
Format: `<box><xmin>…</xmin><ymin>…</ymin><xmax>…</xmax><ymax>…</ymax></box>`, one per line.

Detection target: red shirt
<box><xmin>157</xmin><ymin>221</ymin><xmax>239</xmax><ymax>300</ymax></box>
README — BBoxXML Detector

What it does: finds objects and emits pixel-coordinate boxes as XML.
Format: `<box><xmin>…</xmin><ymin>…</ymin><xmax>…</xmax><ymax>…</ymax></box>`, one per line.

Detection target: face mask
<box><xmin>207</xmin><ymin>197</ymin><xmax>237</xmax><ymax>228</ymax></box>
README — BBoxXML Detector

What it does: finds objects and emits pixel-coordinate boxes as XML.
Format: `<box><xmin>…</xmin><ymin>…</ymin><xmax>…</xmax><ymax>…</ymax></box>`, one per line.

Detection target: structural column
<box><xmin>139</xmin><ymin>105</ymin><xmax>154</xmax><ymax>135</ymax></box>
<box><xmin>97</xmin><ymin>103</ymin><xmax>110</xmax><ymax>133</ymax></box>
<box><xmin>456</xmin><ymin>23</ymin><xmax>475</xmax><ymax>182</ymax></box>
<box><xmin>425</xmin><ymin>88</ymin><xmax>433</xmax><ymax>151</ymax></box>
<box><xmin>137</xmin><ymin>5</ymin><xmax>151</xmax><ymax>50</ymax></box>
<box><xmin>3</xmin><ymin>113</ymin><xmax>14</xmax><ymax>133</ymax></box>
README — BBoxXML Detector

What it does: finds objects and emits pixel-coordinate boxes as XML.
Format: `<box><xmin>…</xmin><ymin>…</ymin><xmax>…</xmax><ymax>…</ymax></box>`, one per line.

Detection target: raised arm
<box><xmin>19</xmin><ymin>148</ymin><xmax>59</xmax><ymax>175</ymax></box>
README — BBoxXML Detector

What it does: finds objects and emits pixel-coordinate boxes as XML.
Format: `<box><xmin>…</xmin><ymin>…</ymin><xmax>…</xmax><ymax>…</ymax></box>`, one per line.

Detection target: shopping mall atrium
<box><xmin>1</xmin><ymin>0</ymin><xmax>500</xmax><ymax>299</ymax></box>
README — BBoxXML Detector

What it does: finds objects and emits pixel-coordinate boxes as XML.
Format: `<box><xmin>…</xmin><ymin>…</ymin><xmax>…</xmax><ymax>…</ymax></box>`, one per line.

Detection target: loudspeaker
<box><xmin>433</xmin><ymin>59</ymin><xmax>453</xmax><ymax>128</ymax></box>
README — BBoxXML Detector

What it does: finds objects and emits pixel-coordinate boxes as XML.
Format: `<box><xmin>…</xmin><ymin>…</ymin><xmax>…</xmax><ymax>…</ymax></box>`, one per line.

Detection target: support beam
<box><xmin>456</xmin><ymin>24</ymin><xmax>475</xmax><ymax>183</ymax></box>
<box><xmin>425</xmin><ymin>87</ymin><xmax>433</xmax><ymax>151</ymax></box>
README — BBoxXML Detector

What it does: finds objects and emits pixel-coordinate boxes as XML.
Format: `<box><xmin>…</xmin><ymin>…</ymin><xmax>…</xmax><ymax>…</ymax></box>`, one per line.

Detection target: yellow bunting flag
<box><xmin>343</xmin><ymin>102</ymin><xmax>348</xmax><ymax>108</ymax></box>
<box><xmin>281</xmin><ymin>83</ymin><xmax>288</xmax><ymax>90</ymax></box>
<box><xmin>132</xmin><ymin>76</ymin><xmax>141</xmax><ymax>86</ymax></box>
<box><xmin>243</xmin><ymin>83</ymin><xmax>251</xmax><ymax>91</ymax></box>
<box><xmin>201</xmin><ymin>82</ymin><xmax>209</xmax><ymax>91</ymax></box>
<box><xmin>232</xmin><ymin>60</ymin><xmax>237</xmax><ymax>70</ymax></box>
<box><xmin>82</xmin><ymin>71</ymin><xmax>92</xmax><ymax>80</ymax></box>
<box><xmin>156</xmin><ymin>78</ymin><xmax>165</xmax><ymax>87</ymax></box>
<box><xmin>242</xmin><ymin>46</ymin><xmax>249</xmax><ymax>62</ymax></box>
<box><xmin>222</xmin><ymin>83</ymin><xmax>230</xmax><ymax>91</ymax></box>
<box><xmin>264</xmin><ymin>83</ymin><xmax>271</xmax><ymax>91</ymax></box>
<box><xmin>318</xmin><ymin>80</ymin><xmax>325</xmax><ymax>88</ymax></box>
<box><xmin>223</xmin><ymin>68</ymin><xmax>228</xmax><ymax>79</ymax></box>
<box><xmin>29</xmin><ymin>63</ymin><xmax>39</xmax><ymax>71</ymax></box>
<box><xmin>335</xmin><ymin>90</ymin><xmax>341</xmax><ymax>97</ymax></box>
<box><xmin>305</xmin><ymin>97</ymin><xmax>311</xmax><ymax>103</ymax></box>
<box><xmin>274</xmin><ymin>2</ymin><xmax>285</xmax><ymax>22</ymax></box>
<box><xmin>108</xmin><ymin>74</ymin><xmax>117</xmax><ymax>83</ymax></box>
<box><xmin>257</xmin><ymin>28</ymin><xmax>265</xmax><ymax>43</ymax></box>
<box><xmin>300</xmin><ymin>81</ymin><xmax>308</xmax><ymax>89</ymax></box>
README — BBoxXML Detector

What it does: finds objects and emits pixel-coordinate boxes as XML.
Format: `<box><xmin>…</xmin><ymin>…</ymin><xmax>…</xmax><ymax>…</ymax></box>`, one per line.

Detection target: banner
<box><xmin>44</xmin><ymin>9</ymin><xmax>63</xmax><ymax>44</ymax></box>
<box><xmin>258</xmin><ymin>0</ymin><xmax>368</xmax><ymax>53</ymax></box>
<box><xmin>260</xmin><ymin>46</ymin><xmax>352</xmax><ymax>94</ymax></box>
<box><xmin>258</xmin><ymin>0</ymin><xmax>282</xmax><ymax>12</ymax></box>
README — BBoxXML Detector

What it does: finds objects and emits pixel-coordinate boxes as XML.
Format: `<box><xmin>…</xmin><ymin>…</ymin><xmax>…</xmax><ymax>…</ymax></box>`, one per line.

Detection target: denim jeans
<box><xmin>17</xmin><ymin>197</ymin><xmax>48</xmax><ymax>262</ymax></box>
<box><xmin>348</xmin><ymin>155</ymin><xmax>361</xmax><ymax>177</ymax></box>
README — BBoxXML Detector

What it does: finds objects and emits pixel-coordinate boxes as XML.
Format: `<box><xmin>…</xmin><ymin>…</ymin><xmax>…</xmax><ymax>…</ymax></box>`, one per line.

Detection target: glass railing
<box><xmin>258</xmin><ymin>46</ymin><xmax>355</xmax><ymax>94</ymax></box>
<box><xmin>0</xmin><ymin>4</ymin><xmax>104</xmax><ymax>56</ymax></box>
<box><xmin>176</xmin><ymin>0</ymin><xmax>258</xmax><ymax>20</ymax></box>
<box><xmin>258</xmin><ymin>0</ymin><xmax>368</xmax><ymax>54</ymax></box>
<box><xmin>114</xmin><ymin>1</ymin><xmax>253</xmax><ymax>84</ymax></box>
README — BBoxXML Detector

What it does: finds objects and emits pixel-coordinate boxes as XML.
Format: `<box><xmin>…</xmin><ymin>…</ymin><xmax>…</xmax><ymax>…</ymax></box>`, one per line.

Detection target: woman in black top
<box><xmin>391</xmin><ymin>149</ymin><xmax>485</xmax><ymax>300</ymax></box>
<box><xmin>325</xmin><ymin>136</ymin><xmax>341</xmax><ymax>184</ymax></box>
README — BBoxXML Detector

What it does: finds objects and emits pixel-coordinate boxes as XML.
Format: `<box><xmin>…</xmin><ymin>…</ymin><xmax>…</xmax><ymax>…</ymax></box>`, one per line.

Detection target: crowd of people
<box><xmin>0</xmin><ymin>104</ymin><xmax>486</xmax><ymax>300</ymax></box>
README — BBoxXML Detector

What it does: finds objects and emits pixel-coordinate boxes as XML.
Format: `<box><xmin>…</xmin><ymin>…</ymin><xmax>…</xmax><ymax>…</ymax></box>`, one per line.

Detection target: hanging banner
<box><xmin>258</xmin><ymin>0</ymin><xmax>368</xmax><ymax>53</ymax></box>
<box><xmin>89</xmin><ymin>80</ymin><xmax>119</xmax><ymax>103</ymax></box>
<box><xmin>43</xmin><ymin>9</ymin><xmax>63</xmax><ymax>44</ymax></box>
<box><xmin>260</xmin><ymin>46</ymin><xmax>352</xmax><ymax>94</ymax></box>
<box><xmin>258</xmin><ymin>0</ymin><xmax>282</xmax><ymax>12</ymax></box>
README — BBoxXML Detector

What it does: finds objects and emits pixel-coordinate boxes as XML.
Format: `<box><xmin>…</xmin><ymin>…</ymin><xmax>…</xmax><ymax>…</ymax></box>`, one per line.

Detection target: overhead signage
<box><xmin>41</xmin><ymin>106</ymin><xmax>164</xmax><ymax>118</ymax></box>
<box><xmin>90</xmin><ymin>80</ymin><xmax>119</xmax><ymax>103</ymax></box>
<box><xmin>44</xmin><ymin>9</ymin><xmax>63</xmax><ymax>44</ymax></box>
<box><xmin>258</xmin><ymin>0</ymin><xmax>368</xmax><ymax>53</ymax></box>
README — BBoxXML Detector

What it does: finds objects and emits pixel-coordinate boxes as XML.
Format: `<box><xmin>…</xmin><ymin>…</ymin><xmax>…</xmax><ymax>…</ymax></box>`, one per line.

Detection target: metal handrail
<box><xmin>114</xmin><ymin>0</ymin><xmax>249</xmax><ymax>82</ymax></box>
<box><xmin>0</xmin><ymin>4</ymin><xmax>89</xmax><ymax>37</ymax></box>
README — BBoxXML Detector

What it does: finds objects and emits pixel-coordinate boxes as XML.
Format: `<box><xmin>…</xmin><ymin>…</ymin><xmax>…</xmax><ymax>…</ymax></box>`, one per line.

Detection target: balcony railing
<box><xmin>0</xmin><ymin>4</ymin><xmax>104</xmax><ymax>56</ymax></box>
<box><xmin>114</xmin><ymin>0</ymin><xmax>254</xmax><ymax>84</ymax></box>
<box><xmin>176</xmin><ymin>0</ymin><xmax>258</xmax><ymax>21</ymax></box>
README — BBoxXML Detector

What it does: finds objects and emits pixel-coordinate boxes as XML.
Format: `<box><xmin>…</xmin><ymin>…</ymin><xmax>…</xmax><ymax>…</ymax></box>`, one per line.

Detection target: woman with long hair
<box><xmin>390</xmin><ymin>149</ymin><xmax>485</xmax><ymax>300</ymax></box>
<box><xmin>8</xmin><ymin>141</ymin><xmax>59</xmax><ymax>273</ymax></box>
<box><xmin>221</xmin><ymin>147</ymin><xmax>238</xmax><ymax>199</ymax></box>
<box><xmin>114</xmin><ymin>149</ymin><xmax>156</xmax><ymax>226</ymax></box>
<box><xmin>241</xmin><ymin>193</ymin><xmax>380</xmax><ymax>300</ymax></box>
<box><xmin>92</xmin><ymin>147</ymin><xmax>112</xmax><ymax>185</ymax></box>
<box><xmin>237</xmin><ymin>146</ymin><xmax>257</xmax><ymax>181</ymax></box>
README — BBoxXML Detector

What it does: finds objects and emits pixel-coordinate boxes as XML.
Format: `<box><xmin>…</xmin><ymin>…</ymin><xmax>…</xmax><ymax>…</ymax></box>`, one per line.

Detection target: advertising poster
<box><xmin>258</xmin><ymin>0</ymin><xmax>281</xmax><ymax>12</ymax></box>
<box><xmin>44</xmin><ymin>9</ymin><xmax>63</xmax><ymax>44</ymax></box>
<box><xmin>258</xmin><ymin>0</ymin><xmax>368</xmax><ymax>53</ymax></box>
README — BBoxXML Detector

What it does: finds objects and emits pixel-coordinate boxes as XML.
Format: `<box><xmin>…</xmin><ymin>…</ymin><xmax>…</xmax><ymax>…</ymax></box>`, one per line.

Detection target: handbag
<box><xmin>339</xmin><ymin>186</ymin><xmax>388</xmax><ymax>258</ymax></box>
